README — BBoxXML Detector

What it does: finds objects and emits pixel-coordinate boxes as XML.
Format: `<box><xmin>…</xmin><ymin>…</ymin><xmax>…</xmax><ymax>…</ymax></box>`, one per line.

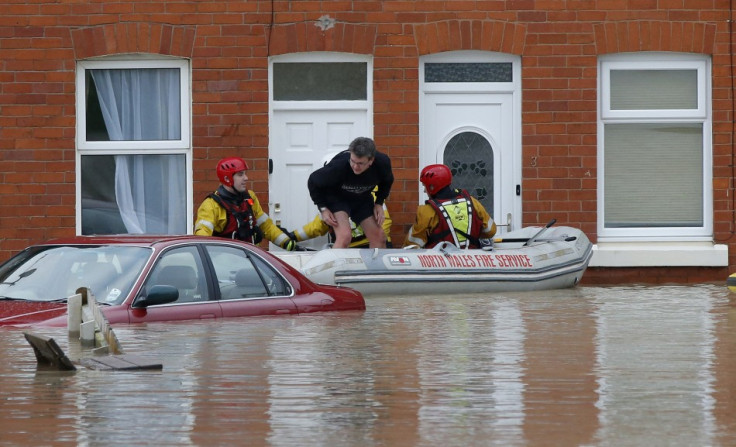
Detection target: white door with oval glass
<box><xmin>420</xmin><ymin>52</ymin><xmax>522</xmax><ymax>233</ymax></box>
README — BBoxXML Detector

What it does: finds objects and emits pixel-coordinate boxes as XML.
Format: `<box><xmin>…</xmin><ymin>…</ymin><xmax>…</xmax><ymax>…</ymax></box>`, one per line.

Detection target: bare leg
<box><xmin>331</xmin><ymin>211</ymin><xmax>353</xmax><ymax>248</ymax></box>
<box><xmin>359</xmin><ymin>216</ymin><xmax>387</xmax><ymax>248</ymax></box>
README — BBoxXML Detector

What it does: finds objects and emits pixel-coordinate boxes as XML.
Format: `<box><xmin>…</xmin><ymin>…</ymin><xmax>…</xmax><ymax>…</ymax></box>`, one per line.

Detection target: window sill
<box><xmin>590</xmin><ymin>242</ymin><xmax>728</xmax><ymax>267</ymax></box>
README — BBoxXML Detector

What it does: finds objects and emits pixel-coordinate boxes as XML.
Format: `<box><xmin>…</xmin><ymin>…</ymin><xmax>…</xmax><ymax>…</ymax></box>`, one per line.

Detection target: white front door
<box><xmin>269</xmin><ymin>108</ymin><xmax>369</xmax><ymax>249</ymax></box>
<box><xmin>420</xmin><ymin>52</ymin><xmax>522</xmax><ymax>234</ymax></box>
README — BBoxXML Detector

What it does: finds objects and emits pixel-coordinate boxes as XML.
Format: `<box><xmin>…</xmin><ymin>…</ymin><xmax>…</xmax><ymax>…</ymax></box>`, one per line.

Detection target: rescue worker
<box><xmin>307</xmin><ymin>137</ymin><xmax>394</xmax><ymax>248</ymax></box>
<box><xmin>404</xmin><ymin>164</ymin><xmax>496</xmax><ymax>249</ymax></box>
<box><xmin>194</xmin><ymin>157</ymin><xmax>297</xmax><ymax>251</ymax></box>
<box><xmin>289</xmin><ymin>189</ymin><xmax>394</xmax><ymax>248</ymax></box>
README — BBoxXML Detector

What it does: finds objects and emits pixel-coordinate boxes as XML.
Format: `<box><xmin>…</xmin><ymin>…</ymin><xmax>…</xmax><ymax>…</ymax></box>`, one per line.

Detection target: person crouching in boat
<box><xmin>404</xmin><ymin>164</ymin><xmax>496</xmax><ymax>249</ymax></box>
<box><xmin>287</xmin><ymin>187</ymin><xmax>393</xmax><ymax>248</ymax></box>
<box><xmin>307</xmin><ymin>137</ymin><xmax>394</xmax><ymax>249</ymax></box>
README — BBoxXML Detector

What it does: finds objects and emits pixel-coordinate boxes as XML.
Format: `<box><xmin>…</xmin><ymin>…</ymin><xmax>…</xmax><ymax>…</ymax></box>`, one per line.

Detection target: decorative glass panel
<box><xmin>443</xmin><ymin>131</ymin><xmax>494</xmax><ymax>213</ymax></box>
<box><xmin>425</xmin><ymin>63</ymin><xmax>512</xmax><ymax>83</ymax></box>
<box><xmin>610</xmin><ymin>69</ymin><xmax>697</xmax><ymax>110</ymax></box>
<box><xmin>273</xmin><ymin>62</ymin><xmax>367</xmax><ymax>100</ymax></box>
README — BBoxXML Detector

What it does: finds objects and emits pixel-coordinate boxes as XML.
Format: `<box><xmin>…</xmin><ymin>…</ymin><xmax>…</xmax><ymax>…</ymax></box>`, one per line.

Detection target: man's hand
<box><xmin>320</xmin><ymin>207</ymin><xmax>338</xmax><ymax>227</ymax></box>
<box><xmin>282</xmin><ymin>239</ymin><xmax>297</xmax><ymax>251</ymax></box>
<box><xmin>373</xmin><ymin>204</ymin><xmax>385</xmax><ymax>226</ymax></box>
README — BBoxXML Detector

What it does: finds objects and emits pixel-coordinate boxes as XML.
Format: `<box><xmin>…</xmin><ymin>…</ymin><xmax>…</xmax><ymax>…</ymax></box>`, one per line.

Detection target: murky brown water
<box><xmin>2</xmin><ymin>285</ymin><xmax>736</xmax><ymax>447</ymax></box>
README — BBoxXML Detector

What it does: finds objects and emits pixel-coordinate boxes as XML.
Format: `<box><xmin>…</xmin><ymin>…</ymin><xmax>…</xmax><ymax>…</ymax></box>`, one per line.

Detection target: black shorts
<box><xmin>324</xmin><ymin>194</ymin><xmax>375</xmax><ymax>225</ymax></box>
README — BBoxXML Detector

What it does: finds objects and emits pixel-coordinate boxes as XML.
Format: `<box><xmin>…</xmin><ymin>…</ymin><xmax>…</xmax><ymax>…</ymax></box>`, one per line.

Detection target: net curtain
<box><xmin>90</xmin><ymin>69</ymin><xmax>185</xmax><ymax>234</ymax></box>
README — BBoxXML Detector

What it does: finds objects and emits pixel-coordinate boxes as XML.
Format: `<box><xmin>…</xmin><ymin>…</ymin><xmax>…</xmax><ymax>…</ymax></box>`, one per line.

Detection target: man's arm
<box><xmin>249</xmin><ymin>191</ymin><xmax>297</xmax><ymax>249</ymax></box>
<box><xmin>291</xmin><ymin>214</ymin><xmax>330</xmax><ymax>241</ymax></box>
<box><xmin>373</xmin><ymin>154</ymin><xmax>394</xmax><ymax>206</ymax></box>
<box><xmin>194</xmin><ymin>197</ymin><xmax>223</xmax><ymax>236</ymax></box>
<box><xmin>307</xmin><ymin>165</ymin><xmax>338</xmax><ymax>208</ymax></box>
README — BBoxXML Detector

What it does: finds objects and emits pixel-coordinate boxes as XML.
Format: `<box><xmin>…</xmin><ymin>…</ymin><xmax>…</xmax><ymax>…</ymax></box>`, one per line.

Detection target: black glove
<box><xmin>282</xmin><ymin>239</ymin><xmax>297</xmax><ymax>251</ymax></box>
<box><xmin>278</xmin><ymin>226</ymin><xmax>298</xmax><ymax>241</ymax></box>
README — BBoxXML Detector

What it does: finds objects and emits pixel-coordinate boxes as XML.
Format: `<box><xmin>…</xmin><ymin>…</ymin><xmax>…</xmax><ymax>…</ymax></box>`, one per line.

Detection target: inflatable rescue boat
<box><xmin>276</xmin><ymin>223</ymin><xmax>593</xmax><ymax>296</ymax></box>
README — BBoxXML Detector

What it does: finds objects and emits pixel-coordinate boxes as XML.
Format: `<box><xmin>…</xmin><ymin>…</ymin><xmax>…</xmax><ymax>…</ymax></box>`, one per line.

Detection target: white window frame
<box><xmin>75</xmin><ymin>56</ymin><xmax>193</xmax><ymax>235</ymax></box>
<box><xmin>597</xmin><ymin>53</ymin><xmax>712</xmax><ymax>242</ymax></box>
<box><xmin>269</xmin><ymin>51</ymin><xmax>373</xmax><ymax>110</ymax></box>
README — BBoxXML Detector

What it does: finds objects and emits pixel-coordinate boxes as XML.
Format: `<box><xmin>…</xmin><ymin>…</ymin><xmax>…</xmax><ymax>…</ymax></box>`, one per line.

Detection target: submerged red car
<box><xmin>0</xmin><ymin>235</ymin><xmax>365</xmax><ymax>327</ymax></box>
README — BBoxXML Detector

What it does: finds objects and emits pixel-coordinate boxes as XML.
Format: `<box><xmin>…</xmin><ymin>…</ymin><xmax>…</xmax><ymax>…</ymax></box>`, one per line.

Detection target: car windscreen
<box><xmin>0</xmin><ymin>245</ymin><xmax>151</xmax><ymax>304</ymax></box>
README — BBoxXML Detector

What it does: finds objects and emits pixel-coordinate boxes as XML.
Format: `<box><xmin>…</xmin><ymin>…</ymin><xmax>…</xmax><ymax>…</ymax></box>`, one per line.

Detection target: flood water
<box><xmin>2</xmin><ymin>284</ymin><xmax>736</xmax><ymax>447</ymax></box>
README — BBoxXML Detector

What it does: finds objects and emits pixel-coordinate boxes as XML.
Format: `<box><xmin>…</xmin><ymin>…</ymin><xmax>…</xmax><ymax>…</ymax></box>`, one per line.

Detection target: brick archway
<box><xmin>413</xmin><ymin>20</ymin><xmax>527</xmax><ymax>55</ymax></box>
<box><xmin>267</xmin><ymin>22</ymin><xmax>377</xmax><ymax>55</ymax></box>
<box><xmin>593</xmin><ymin>21</ymin><xmax>716</xmax><ymax>54</ymax></box>
<box><xmin>71</xmin><ymin>23</ymin><xmax>196</xmax><ymax>59</ymax></box>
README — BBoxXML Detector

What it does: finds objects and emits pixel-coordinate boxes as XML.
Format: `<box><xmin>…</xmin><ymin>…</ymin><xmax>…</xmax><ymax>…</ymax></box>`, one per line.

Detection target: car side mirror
<box><xmin>133</xmin><ymin>285</ymin><xmax>179</xmax><ymax>308</ymax></box>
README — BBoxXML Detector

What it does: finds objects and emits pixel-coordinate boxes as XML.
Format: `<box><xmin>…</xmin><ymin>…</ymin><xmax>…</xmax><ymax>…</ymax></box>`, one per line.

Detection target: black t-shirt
<box><xmin>307</xmin><ymin>150</ymin><xmax>394</xmax><ymax>208</ymax></box>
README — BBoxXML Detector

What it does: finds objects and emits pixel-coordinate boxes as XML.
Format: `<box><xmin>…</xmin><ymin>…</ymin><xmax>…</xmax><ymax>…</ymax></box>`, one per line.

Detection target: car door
<box><xmin>203</xmin><ymin>244</ymin><xmax>298</xmax><ymax>317</ymax></box>
<box><xmin>129</xmin><ymin>245</ymin><xmax>223</xmax><ymax>323</ymax></box>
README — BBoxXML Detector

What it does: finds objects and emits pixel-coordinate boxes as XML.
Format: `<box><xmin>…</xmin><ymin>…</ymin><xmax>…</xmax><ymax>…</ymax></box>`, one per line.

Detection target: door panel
<box><xmin>270</xmin><ymin>108</ymin><xmax>369</xmax><ymax>250</ymax></box>
<box><xmin>421</xmin><ymin>92</ymin><xmax>516</xmax><ymax>233</ymax></box>
<box><xmin>219</xmin><ymin>297</ymin><xmax>297</xmax><ymax>317</ymax></box>
<box><xmin>128</xmin><ymin>302</ymin><xmax>222</xmax><ymax>322</ymax></box>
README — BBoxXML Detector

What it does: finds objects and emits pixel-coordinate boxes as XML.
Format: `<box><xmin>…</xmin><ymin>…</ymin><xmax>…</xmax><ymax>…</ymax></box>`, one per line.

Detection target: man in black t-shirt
<box><xmin>307</xmin><ymin>137</ymin><xmax>394</xmax><ymax>248</ymax></box>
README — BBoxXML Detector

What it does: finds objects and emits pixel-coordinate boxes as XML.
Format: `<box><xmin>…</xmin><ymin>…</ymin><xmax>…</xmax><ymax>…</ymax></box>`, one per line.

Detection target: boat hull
<box><xmin>276</xmin><ymin>226</ymin><xmax>593</xmax><ymax>296</ymax></box>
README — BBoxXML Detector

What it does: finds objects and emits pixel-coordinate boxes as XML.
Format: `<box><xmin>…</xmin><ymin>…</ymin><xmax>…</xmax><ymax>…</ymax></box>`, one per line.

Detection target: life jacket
<box><xmin>425</xmin><ymin>189</ymin><xmax>484</xmax><ymax>249</ymax></box>
<box><xmin>208</xmin><ymin>187</ymin><xmax>263</xmax><ymax>243</ymax></box>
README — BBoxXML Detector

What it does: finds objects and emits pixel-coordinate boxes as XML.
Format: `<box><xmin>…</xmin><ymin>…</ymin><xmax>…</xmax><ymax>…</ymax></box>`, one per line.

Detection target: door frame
<box><xmin>268</xmin><ymin>52</ymin><xmax>373</xmax><ymax>249</ymax></box>
<box><xmin>419</xmin><ymin>51</ymin><xmax>522</xmax><ymax>232</ymax></box>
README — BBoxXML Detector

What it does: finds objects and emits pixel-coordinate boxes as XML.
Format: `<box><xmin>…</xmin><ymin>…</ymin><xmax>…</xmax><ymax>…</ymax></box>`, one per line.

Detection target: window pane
<box><xmin>87</xmin><ymin>68</ymin><xmax>181</xmax><ymax>141</ymax></box>
<box><xmin>206</xmin><ymin>246</ymin><xmax>269</xmax><ymax>299</ymax></box>
<box><xmin>443</xmin><ymin>131</ymin><xmax>494</xmax><ymax>214</ymax></box>
<box><xmin>425</xmin><ymin>63</ymin><xmax>512</xmax><ymax>83</ymax></box>
<box><xmin>251</xmin><ymin>256</ymin><xmax>290</xmax><ymax>296</ymax></box>
<box><xmin>205</xmin><ymin>245</ymin><xmax>290</xmax><ymax>298</ymax></box>
<box><xmin>273</xmin><ymin>62</ymin><xmax>367</xmax><ymax>100</ymax></box>
<box><xmin>148</xmin><ymin>246</ymin><xmax>208</xmax><ymax>303</ymax></box>
<box><xmin>81</xmin><ymin>154</ymin><xmax>187</xmax><ymax>235</ymax></box>
<box><xmin>86</xmin><ymin>73</ymin><xmax>110</xmax><ymax>140</ymax></box>
<box><xmin>610</xmin><ymin>70</ymin><xmax>697</xmax><ymax>110</ymax></box>
<box><xmin>604</xmin><ymin>123</ymin><xmax>703</xmax><ymax>227</ymax></box>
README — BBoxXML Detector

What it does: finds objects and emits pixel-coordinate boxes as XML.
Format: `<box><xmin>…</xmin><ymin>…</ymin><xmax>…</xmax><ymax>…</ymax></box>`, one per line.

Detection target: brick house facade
<box><xmin>0</xmin><ymin>1</ymin><xmax>733</xmax><ymax>285</ymax></box>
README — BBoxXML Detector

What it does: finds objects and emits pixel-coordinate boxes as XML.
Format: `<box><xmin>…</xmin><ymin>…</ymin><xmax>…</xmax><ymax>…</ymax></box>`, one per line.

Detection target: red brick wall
<box><xmin>0</xmin><ymin>1</ymin><xmax>733</xmax><ymax>284</ymax></box>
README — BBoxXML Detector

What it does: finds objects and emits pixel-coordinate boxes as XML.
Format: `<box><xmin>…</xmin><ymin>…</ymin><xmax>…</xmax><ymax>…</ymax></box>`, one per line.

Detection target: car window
<box><xmin>145</xmin><ymin>246</ymin><xmax>209</xmax><ymax>303</ymax></box>
<box><xmin>250</xmin><ymin>256</ymin><xmax>290</xmax><ymax>296</ymax></box>
<box><xmin>0</xmin><ymin>245</ymin><xmax>149</xmax><ymax>303</ymax></box>
<box><xmin>205</xmin><ymin>245</ymin><xmax>290</xmax><ymax>299</ymax></box>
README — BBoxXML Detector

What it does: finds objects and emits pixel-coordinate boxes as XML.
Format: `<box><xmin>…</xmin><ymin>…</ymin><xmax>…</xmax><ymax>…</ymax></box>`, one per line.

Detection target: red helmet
<box><xmin>216</xmin><ymin>157</ymin><xmax>249</xmax><ymax>187</ymax></box>
<box><xmin>420</xmin><ymin>164</ymin><xmax>452</xmax><ymax>196</ymax></box>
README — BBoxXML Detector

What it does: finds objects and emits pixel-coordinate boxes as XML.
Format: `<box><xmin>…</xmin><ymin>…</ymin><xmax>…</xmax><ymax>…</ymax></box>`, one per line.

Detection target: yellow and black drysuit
<box><xmin>194</xmin><ymin>185</ymin><xmax>295</xmax><ymax>249</ymax></box>
<box><xmin>404</xmin><ymin>187</ymin><xmax>496</xmax><ymax>249</ymax></box>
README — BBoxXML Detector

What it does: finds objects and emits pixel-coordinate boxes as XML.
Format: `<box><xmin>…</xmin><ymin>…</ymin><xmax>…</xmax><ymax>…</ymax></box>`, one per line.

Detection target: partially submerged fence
<box><xmin>24</xmin><ymin>287</ymin><xmax>161</xmax><ymax>371</ymax></box>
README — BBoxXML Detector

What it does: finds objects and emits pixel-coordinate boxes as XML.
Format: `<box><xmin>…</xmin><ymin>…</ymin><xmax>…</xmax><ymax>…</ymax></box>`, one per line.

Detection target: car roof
<box><xmin>38</xmin><ymin>234</ymin><xmax>232</xmax><ymax>248</ymax></box>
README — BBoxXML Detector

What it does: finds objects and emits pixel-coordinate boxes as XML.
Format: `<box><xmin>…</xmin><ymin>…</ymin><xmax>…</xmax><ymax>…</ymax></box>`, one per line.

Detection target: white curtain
<box><xmin>90</xmin><ymin>69</ymin><xmax>185</xmax><ymax>234</ymax></box>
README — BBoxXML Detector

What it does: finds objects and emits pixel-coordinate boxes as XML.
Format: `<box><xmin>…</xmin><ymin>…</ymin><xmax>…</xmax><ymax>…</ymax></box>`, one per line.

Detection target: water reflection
<box><xmin>593</xmin><ymin>286</ymin><xmax>717</xmax><ymax>447</ymax></box>
<box><xmin>1</xmin><ymin>285</ymin><xmax>735</xmax><ymax>446</ymax></box>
